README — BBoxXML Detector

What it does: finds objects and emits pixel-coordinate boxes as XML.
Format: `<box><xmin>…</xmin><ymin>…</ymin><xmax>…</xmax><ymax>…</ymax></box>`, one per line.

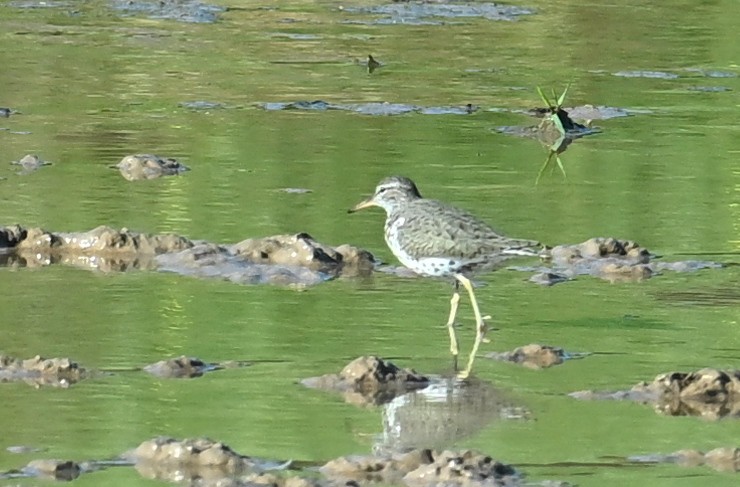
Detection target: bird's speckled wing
<box><xmin>393</xmin><ymin>199</ymin><xmax>540</xmax><ymax>263</ymax></box>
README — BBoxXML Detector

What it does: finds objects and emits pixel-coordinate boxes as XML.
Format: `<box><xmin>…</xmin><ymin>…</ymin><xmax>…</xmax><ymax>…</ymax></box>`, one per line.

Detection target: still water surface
<box><xmin>1</xmin><ymin>0</ymin><xmax>739</xmax><ymax>485</ymax></box>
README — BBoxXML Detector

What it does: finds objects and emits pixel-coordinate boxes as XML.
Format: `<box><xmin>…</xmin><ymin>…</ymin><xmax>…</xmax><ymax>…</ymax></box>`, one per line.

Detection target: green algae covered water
<box><xmin>0</xmin><ymin>1</ymin><xmax>739</xmax><ymax>485</ymax></box>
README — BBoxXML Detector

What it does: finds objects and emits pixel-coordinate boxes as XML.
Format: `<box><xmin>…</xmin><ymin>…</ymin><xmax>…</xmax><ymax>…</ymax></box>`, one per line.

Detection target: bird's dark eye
<box><xmin>378</xmin><ymin>186</ymin><xmax>388</xmax><ymax>193</ymax></box>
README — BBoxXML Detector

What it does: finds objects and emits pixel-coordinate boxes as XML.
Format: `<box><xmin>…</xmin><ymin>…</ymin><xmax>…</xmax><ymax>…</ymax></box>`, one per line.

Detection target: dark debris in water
<box><xmin>0</xmin><ymin>107</ymin><xmax>19</xmax><ymax>117</ymax></box>
<box><xmin>687</xmin><ymin>86</ymin><xmax>732</xmax><ymax>93</ymax></box>
<box><xmin>654</xmin><ymin>287</ymin><xmax>740</xmax><ymax>307</ymax></box>
<box><xmin>259</xmin><ymin>100</ymin><xmax>478</xmax><ymax>116</ymax></box>
<box><xmin>340</xmin><ymin>2</ymin><xmax>534</xmax><ymax>26</ymax></box>
<box><xmin>682</xmin><ymin>68</ymin><xmax>737</xmax><ymax>78</ymax></box>
<box><xmin>612</xmin><ymin>70</ymin><xmax>680</xmax><ymax>79</ymax></box>
<box><xmin>108</xmin><ymin>0</ymin><xmax>225</xmax><ymax>23</ymax></box>
<box><xmin>570</xmin><ymin>368</ymin><xmax>740</xmax><ymax>420</ymax></box>
<box><xmin>178</xmin><ymin>100</ymin><xmax>226</xmax><ymax>110</ymax></box>
<box><xmin>523</xmin><ymin>104</ymin><xmax>634</xmax><ymax>121</ymax></box>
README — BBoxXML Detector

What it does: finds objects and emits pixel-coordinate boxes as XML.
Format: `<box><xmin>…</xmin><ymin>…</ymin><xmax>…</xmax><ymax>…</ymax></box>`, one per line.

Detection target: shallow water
<box><xmin>1</xmin><ymin>0</ymin><xmax>739</xmax><ymax>485</ymax></box>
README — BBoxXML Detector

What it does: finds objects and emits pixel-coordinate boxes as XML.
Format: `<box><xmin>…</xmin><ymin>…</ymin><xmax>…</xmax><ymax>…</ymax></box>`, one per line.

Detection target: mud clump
<box><xmin>322</xmin><ymin>449</ymin><xmax>520</xmax><ymax>487</ymax></box>
<box><xmin>124</xmin><ymin>437</ymin><xmax>255</xmax><ymax>482</ymax></box>
<box><xmin>301</xmin><ymin>356</ymin><xmax>430</xmax><ymax>406</ymax></box>
<box><xmin>11</xmin><ymin>154</ymin><xmax>51</xmax><ymax>173</ymax></box>
<box><xmin>526</xmin><ymin>237</ymin><xmax>720</xmax><ymax>285</ymax></box>
<box><xmin>0</xmin><ymin>225</ymin><xmax>374</xmax><ymax>287</ymax></box>
<box><xmin>1</xmin><ymin>224</ymin><xmax>193</xmax><ymax>256</ymax></box>
<box><xmin>23</xmin><ymin>459</ymin><xmax>82</xmax><ymax>480</ymax></box>
<box><xmin>232</xmin><ymin>233</ymin><xmax>374</xmax><ymax>277</ymax></box>
<box><xmin>123</xmin><ymin>437</ymin><xmax>297</xmax><ymax>485</ymax></box>
<box><xmin>159</xmin><ymin>233</ymin><xmax>375</xmax><ymax>286</ymax></box>
<box><xmin>571</xmin><ymin>368</ymin><xmax>740</xmax><ymax>419</ymax></box>
<box><xmin>143</xmin><ymin>356</ymin><xmax>217</xmax><ymax>378</ymax></box>
<box><xmin>0</xmin><ymin>354</ymin><xmax>87</xmax><ymax>387</ymax></box>
<box><xmin>112</xmin><ymin>154</ymin><xmax>190</xmax><ymax>181</ymax></box>
<box><xmin>635</xmin><ymin>368</ymin><xmax>740</xmax><ymax>419</ymax></box>
<box><xmin>486</xmin><ymin>344</ymin><xmax>586</xmax><ymax>369</ymax></box>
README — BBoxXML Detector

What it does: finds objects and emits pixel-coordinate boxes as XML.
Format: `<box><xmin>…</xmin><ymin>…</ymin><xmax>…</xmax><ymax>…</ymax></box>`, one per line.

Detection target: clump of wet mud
<box><xmin>11</xmin><ymin>154</ymin><xmax>51</xmax><ymax>174</ymax></box>
<box><xmin>4</xmin><ymin>435</ymin><xmax>563</xmax><ymax>486</ymax></box>
<box><xmin>23</xmin><ymin>459</ymin><xmax>82</xmax><ymax>481</ymax></box>
<box><xmin>301</xmin><ymin>356</ymin><xmax>430</xmax><ymax>406</ymax></box>
<box><xmin>570</xmin><ymin>368</ymin><xmax>740</xmax><ymax>420</ymax></box>
<box><xmin>124</xmin><ymin>437</ymin><xmax>258</xmax><ymax>480</ymax></box>
<box><xmin>629</xmin><ymin>447</ymin><xmax>740</xmax><ymax>472</ymax></box>
<box><xmin>522</xmin><ymin>237</ymin><xmax>721</xmax><ymax>285</ymax></box>
<box><xmin>0</xmin><ymin>225</ymin><xmax>374</xmax><ymax>287</ymax></box>
<box><xmin>322</xmin><ymin>449</ymin><xmax>520</xmax><ymax>487</ymax></box>
<box><xmin>486</xmin><ymin>344</ymin><xmax>587</xmax><ymax>369</ymax></box>
<box><xmin>0</xmin><ymin>354</ymin><xmax>87</xmax><ymax>387</ymax></box>
<box><xmin>159</xmin><ymin>233</ymin><xmax>374</xmax><ymax>286</ymax></box>
<box><xmin>144</xmin><ymin>356</ymin><xmax>221</xmax><ymax>378</ymax></box>
<box><xmin>112</xmin><ymin>154</ymin><xmax>190</xmax><ymax>181</ymax></box>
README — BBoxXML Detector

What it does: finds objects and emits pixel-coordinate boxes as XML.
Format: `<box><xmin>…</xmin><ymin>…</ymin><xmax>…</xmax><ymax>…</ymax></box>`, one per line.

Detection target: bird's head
<box><xmin>348</xmin><ymin>176</ymin><xmax>422</xmax><ymax>214</ymax></box>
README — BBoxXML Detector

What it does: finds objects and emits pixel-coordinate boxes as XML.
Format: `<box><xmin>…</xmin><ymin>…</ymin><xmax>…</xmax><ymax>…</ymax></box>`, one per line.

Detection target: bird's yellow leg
<box><xmin>455</xmin><ymin>274</ymin><xmax>490</xmax><ymax>379</ymax></box>
<box><xmin>445</xmin><ymin>283</ymin><xmax>461</xmax><ymax>370</ymax></box>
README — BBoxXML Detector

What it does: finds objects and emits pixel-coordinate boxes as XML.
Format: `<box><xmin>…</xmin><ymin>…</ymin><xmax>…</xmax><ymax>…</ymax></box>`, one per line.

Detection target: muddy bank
<box><xmin>486</xmin><ymin>344</ymin><xmax>588</xmax><ymax>369</ymax></box>
<box><xmin>629</xmin><ymin>447</ymin><xmax>740</xmax><ymax>473</ymax></box>
<box><xmin>0</xmin><ymin>227</ymin><xmax>721</xmax><ymax>287</ymax></box>
<box><xmin>123</xmin><ymin>437</ymin><xmax>531</xmax><ymax>487</ymax></box>
<box><xmin>0</xmin><ymin>225</ymin><xmax>374</xmax><ymax>286</ymax></box>
<box><xmin>570</xmin><ymin>368</ymin><xmax>740</xmax><ymax>419</ymax></box>
<box><xmin>323</xmin><ymin>449</ymin><xmax>521</xmax><ymax>487</ymax></box>
<box><xmin>0</xmin><ymin>354</ymin><xmax>87</xmax><ymax>387</ymax></box>
<box><xmin>0</xmin><ymin>433</ymin><xmax>567</xmax><ymax>486</ymax></box>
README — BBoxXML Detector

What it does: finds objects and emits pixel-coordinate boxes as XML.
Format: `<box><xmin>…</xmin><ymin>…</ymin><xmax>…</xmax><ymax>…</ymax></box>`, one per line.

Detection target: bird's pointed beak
<box><xmin>348</xmin><ymin>197</ymin><xmax>377</xmax><ymax>213</ymax></box>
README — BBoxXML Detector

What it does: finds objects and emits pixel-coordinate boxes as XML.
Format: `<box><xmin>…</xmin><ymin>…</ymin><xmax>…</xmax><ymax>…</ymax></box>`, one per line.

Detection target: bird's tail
<box><xmin>499</xmin><ymin>237</ymin><xmax>546</xmax><ymax>258</ymax></box>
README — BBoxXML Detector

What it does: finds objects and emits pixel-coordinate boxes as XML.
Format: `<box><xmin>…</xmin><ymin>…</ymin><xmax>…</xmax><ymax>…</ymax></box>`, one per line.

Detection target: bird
<box><xmin>349</xmin><ymin>176</ymin><xmax>541</xmax><ymax>378</ymax></box>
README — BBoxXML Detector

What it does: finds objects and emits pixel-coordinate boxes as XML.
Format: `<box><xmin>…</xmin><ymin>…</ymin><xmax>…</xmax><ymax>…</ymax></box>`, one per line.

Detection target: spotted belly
<box><xmin>385</xmin><ymin>216</ymin><xmax>463</xmax><ymax>276</ymax></box>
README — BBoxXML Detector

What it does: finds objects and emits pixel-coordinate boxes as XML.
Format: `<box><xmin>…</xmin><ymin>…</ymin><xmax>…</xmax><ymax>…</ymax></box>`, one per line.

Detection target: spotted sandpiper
<box><xmin>349</xmin><ymin>176</ymin><xmax>541</xmax><ymax>378</ymax></box>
